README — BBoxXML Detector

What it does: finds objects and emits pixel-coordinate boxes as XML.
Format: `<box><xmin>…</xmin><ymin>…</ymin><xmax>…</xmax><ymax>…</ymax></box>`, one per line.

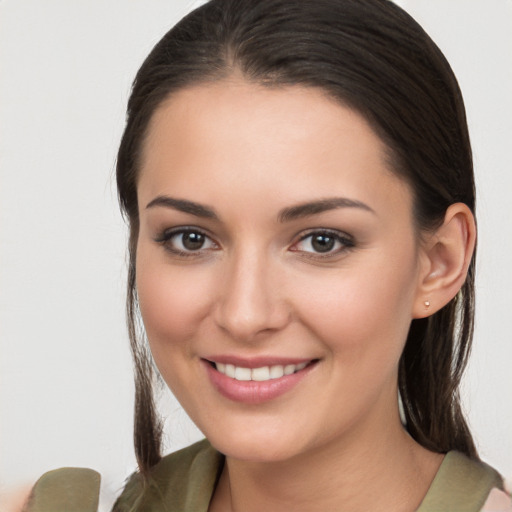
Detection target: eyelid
<box><xmin>154</xmin><ymin>225</ymin><xmax>208</xmax><ymax>242</ymax></box>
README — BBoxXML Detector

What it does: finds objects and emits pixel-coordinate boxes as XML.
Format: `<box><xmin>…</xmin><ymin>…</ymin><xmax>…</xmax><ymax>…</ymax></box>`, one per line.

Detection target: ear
<box><xmin>413</xmin><ymin>203</ymin><xmax>476</xmax><ymax>319</ymax></box>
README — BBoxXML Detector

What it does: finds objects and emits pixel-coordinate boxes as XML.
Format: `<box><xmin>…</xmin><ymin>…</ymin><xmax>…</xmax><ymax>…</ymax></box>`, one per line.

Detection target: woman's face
<box><xmin>136</xmin><ymin>80</ymin><xmax>425</xmax><ymax>462</ymax></box>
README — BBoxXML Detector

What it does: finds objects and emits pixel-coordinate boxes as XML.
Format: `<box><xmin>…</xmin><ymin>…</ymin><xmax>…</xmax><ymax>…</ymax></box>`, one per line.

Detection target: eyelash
<box><xmin>154</xmin><ymin>227</ymin><xmax>355</xmax><ymax>259</ymax></box>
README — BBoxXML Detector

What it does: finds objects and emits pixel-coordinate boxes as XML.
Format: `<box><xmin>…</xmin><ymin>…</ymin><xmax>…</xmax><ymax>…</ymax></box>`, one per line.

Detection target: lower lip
<box><xmin>203</xmin><ymin>360</ymin><xmax>317</xmax><ymax>404</ymax></box>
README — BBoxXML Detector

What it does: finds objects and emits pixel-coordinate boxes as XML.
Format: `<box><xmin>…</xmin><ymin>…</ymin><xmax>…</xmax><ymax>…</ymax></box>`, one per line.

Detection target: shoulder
<box><xmin>113</xmin><ymin>438</ymin><xmax>224</xmax><ymax>512</ymax></box>
<box><xmin>418</xmin><ymin>451</ymin><xmax>510</xmax><ymax>512</ymax></box>
<box><xmin>482</xmin><ymin>477</ymin><xmax>512</xmax><ymax>512</ymax></box>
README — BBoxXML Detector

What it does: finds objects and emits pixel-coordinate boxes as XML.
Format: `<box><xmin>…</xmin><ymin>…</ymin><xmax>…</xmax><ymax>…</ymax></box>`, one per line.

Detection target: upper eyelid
<box><xmin>154</xmin><ymin>226</ymin><xmax>213</xmax><ymax>241</ymax></box>
<box><xmin>295</xmin><ymin>228</ymin><xmax>353</xmax><ymax>242</ymax></box>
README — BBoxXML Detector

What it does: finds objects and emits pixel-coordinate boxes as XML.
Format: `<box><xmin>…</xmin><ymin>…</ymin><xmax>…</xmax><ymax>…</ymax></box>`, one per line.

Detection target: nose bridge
<box><xmin>214</xmin><ymin>243</ymin><xmax>289</xmax><ymax>341</ymax></box>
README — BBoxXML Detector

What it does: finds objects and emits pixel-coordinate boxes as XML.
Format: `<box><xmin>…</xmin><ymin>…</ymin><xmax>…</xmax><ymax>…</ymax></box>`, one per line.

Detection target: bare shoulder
<box><xmin>482</xmin><ymin>480</ymin><xmax>512</xmax><ymax>512</ymax></box>
<box><xmin>0</xmin><ymin>485</ymin><xmax>32</xmax><ymax>512</ymax></box>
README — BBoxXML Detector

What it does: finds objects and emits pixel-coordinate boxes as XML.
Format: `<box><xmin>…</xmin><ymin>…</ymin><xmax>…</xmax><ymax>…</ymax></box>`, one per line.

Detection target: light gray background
<box><xmin>1</xmin><ymin>0</ymin><xmax>511</xmax><ymax>508</ymax></box>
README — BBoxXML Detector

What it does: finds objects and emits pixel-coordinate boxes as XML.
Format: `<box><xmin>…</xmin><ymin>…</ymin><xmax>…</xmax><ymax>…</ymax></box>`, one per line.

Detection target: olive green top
<box><xmin>27</xmin><ymin>439</ymin><xmax>503</xmax><ymax>512</ymax></box>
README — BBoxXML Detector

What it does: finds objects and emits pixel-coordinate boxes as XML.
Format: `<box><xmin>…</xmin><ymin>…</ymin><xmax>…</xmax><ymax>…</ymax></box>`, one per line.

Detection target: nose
<box><xmin>213</xmin><ymin>248</ymin><xmax>291</xmax><ymax>342</ymax></box>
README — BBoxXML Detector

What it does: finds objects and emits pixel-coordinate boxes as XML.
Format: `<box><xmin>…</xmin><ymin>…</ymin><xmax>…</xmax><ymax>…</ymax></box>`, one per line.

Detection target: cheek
<box><xmin>289</xmin><ymin>252</ymin><xmax>418</xmax><ymax>363</ymax></box>
<box><xmin>135</xmin><ymin>252</ymin><xmax>215</xmax><ymax>357</ymax></box>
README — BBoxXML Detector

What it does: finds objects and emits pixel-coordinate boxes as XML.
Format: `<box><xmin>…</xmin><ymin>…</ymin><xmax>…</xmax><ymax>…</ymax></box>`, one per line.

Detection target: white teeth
<box><xmin>251</xmin><ymin>366</ymin><xmax>270</xmax><ymax>381</ymax></box>
<box><xmin>284</xmin><ymin>364</ymin><xmax>296</xmax><ymax>375</ymax></box>
<box><xmin>225</xmin><ymin>364</ymin><xmax>236</xmax><ymax>378</ymax></box>
<box><xmin>214</xmin><ymin>361</ymin><xmax>309</xmax><ymax>381</ymax></box>
<box><xmin>234</xmin><ymin>367</ymin><xmax>252</xmax><ymax>381</ymax></box>
<box><xmin>269</xmin><ymin>365</ymin><xmax>284</xmax><ymax>379</ymax></box>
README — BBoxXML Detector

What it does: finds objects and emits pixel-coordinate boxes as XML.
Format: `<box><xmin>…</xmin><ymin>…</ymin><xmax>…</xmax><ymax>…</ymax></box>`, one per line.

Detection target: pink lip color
<box><xmin>202</xmin><ymin>359</ymin><xmax>317</xmax><ymax>405</ymax></box>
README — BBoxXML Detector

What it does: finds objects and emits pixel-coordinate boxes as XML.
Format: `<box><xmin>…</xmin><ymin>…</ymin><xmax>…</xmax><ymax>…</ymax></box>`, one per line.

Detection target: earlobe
<box><xmin>413</xmin><ymin>203</ymin><xmax>476</xmax><ymax>319</ymax></box>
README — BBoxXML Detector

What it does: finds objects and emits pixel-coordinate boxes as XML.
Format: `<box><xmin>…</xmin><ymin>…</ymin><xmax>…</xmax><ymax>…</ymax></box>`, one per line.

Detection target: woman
<box><xmin>23</xmin><ymin>0</ymin><xmax>511</xmax><ymax>510</ymax></box>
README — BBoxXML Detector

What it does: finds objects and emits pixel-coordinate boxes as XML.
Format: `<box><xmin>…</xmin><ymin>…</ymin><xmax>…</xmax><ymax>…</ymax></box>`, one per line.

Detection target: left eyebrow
<box><xmin>145</xmin><ymin>196</ymin><xmax>219</xmax><ymax>220</ymax></box>
<box><xmin>278</xmin><ymin>197</ymin><xmax>375</xmax><ymax>222</ymax></box>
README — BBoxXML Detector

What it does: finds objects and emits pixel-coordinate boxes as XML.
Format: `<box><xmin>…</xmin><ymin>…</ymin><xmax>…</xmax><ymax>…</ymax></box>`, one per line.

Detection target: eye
<box><xmin>155</xmin><ymin>228</ymin><xmax>218</xmax><ymax>255</ymax></box>
<box><xmin>291</xmin><ymin>230</ymin><xmax>354</xmax><ymax>256</ymax></box>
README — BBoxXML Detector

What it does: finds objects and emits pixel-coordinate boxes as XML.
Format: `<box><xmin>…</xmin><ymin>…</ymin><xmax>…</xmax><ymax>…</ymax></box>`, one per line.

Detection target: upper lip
<box><xmin>203</xmin><ymin>355</ymin><xmax>316</xmax><ymax>368</ymax></box>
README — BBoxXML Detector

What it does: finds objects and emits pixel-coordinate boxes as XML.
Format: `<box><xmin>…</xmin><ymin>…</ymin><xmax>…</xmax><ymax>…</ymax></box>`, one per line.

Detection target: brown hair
<box><xmin>116</xmin><ymin>0</ymin><xmax>477</xmax><ymax>477</ymax></box>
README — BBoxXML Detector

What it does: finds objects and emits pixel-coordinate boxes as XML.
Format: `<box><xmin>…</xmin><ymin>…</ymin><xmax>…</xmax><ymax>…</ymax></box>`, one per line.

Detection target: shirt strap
<box><xmin>25</xmin><ymin>467</ymin><xmax>101</xmax><ymax>512</ymax></box>
<box><xmin>417</xmin><ymin>451</ymin><xmax>503</xmax><ymax>512</ymax></box>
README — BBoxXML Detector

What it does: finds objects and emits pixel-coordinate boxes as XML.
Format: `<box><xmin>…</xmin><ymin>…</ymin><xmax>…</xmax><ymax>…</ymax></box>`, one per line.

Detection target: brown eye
<box><xmin>181</xmin><ymin>232</ymin><xmax>206</xmax><ymax>251</ymax></box>
<box><xmin>291</xmin><ymin>230</ymin><xmax>354</xmax><ymax>256</ymax></box>
<box><xmin>311</xmin><ymin>234</ymin><xmax>335</xmax><ymax>253</ymax></box>
<box><xmin>155</xmin><ymin>228</ymin><xmax>218</xmax><ymax>255</ymax></box>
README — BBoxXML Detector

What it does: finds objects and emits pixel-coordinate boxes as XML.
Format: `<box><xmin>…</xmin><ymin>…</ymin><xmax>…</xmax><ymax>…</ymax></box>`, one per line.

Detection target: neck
<box><xmin>210</xmin><ymin>411</ymin><xmax>443</xmax><ymax>512</ymax></box>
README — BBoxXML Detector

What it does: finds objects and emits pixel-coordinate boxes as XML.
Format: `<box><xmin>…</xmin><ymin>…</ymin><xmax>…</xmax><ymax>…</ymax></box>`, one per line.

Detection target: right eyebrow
<box><xmin>145</xmin><ymin>196</ymin><xmax>219</xmax><ymax>220</ymax></box>
<box><xmin>278</xmin><ymin>197</ymin><xmax>375</xmax><ymax>222</ymax></box>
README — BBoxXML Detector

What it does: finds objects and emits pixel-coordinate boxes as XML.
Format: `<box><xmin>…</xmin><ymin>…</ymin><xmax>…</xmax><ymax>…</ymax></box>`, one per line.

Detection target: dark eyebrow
<box><xmin>278</xmin><ymin>197</ymin><xmax>375</xmax><ymax>222</ymax></box>
<box><xmin>145</xmin><ymin>196</ymin><xmax>219</xmax><ymax>220</ymax></box>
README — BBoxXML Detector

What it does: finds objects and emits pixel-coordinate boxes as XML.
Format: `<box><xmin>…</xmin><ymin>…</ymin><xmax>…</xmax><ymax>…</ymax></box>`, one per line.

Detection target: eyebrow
<box><xmin>145</xmin><ymin>196</ymin><xmax>219</xmax><ymax>219</ymax></box>
<box><xmin>277</xmin><ymin>197</ymin><xmax>375</xmax><ymax>222</ymax></box>
<box><xmin>145</xmin><ymin>195</ymin><xmax>374</xmax><ymax>222</ymax></box>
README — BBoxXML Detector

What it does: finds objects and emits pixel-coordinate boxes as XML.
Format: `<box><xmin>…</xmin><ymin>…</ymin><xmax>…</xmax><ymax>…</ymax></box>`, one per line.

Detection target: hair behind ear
<box><xmin>399</xmin><ymin>311</ymin><xmax>476</xmax><ymax>457</ymax></box>
<box><xmin>399</xmin><ymin>203</ymin><xmax>477</xmax><ymax>457</ymax></box>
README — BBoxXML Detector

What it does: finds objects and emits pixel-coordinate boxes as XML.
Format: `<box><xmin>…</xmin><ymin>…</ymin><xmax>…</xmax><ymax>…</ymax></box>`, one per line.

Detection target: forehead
<box><xmin>138</xmin><ymin>80</ymin><xmax>412</xmax><ymax>220</ymax></box>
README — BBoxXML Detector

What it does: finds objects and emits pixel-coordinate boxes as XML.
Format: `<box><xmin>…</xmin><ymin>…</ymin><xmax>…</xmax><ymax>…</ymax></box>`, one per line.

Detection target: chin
<box><xmin>206</xmin><ymin>426</ymin><xmax>305</xmax><ymax>463</ymax></box>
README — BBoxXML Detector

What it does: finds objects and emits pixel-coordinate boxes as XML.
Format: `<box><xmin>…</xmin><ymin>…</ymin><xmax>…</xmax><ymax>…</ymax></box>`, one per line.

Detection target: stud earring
<box><xmin>424</xmin><ymin>300</ymin><xmax>430</xmax><ymax>309</ymax></box>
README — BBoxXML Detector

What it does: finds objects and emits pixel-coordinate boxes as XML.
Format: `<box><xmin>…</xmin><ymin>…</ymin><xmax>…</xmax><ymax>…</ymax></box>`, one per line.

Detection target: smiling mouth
<box><xmin>207</xmin><ymin>360</ymin><xmax>317</xmax><ymax>382</ymax></box>
<box><xmin>204</xmin><ymin>358</ymin><xmax>319</xmax><ymax>403</ymax></box>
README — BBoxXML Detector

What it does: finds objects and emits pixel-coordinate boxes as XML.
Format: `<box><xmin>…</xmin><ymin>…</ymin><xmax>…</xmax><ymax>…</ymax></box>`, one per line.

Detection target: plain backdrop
<box><xmin>1</xmin><ymin>0</ymin><xmax>511</xmax><ymax>508</ymax></box>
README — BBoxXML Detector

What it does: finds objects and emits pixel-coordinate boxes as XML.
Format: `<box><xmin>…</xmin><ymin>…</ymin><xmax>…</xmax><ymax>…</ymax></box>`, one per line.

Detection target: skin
<box><xmin>135</xmin><ymin>79</ymin><xmax>474</xmax><ymax>511</ymax></box>
<box><xmin>0</xmin><ymin>486</ymin><xmax>32</xmax><ymax>512</ymax></box>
